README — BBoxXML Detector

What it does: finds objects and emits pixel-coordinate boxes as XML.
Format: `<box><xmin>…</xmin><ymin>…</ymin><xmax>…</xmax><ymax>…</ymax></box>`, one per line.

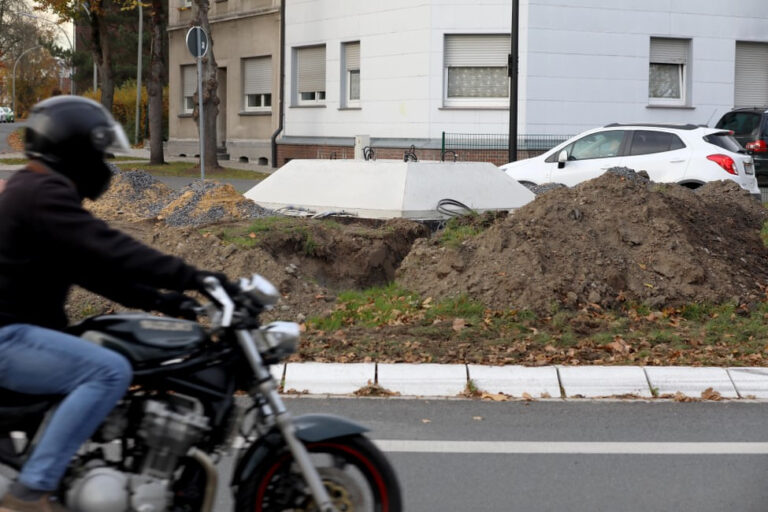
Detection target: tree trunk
<box><xmin>90</xmin><ymin>4</ymin><xmax>114</xmax><ymax>113</ymax></box>
<box><xmin>148</xmin><ymin>0</ymin><xmax>165</xmax><ymax>165</ymax></box>
<box><xmin>194</xmin><ymin>0</ymin><xmax>219</xmax><ymax>170</ymax></box>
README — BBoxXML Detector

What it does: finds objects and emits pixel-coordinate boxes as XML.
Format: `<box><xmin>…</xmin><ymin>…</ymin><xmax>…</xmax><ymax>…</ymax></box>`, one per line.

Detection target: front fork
<box><xmin>235</xmin><ymin>330</ymin><xmax>338</xmax><ymax>512</ymax></box>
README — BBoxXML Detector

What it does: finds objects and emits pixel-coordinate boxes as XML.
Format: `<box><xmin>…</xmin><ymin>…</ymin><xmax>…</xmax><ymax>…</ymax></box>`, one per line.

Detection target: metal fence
<box><xmin>441</xmin><ymin>132</ymin><xmax>572</xmax><ymax>165</ymax></box>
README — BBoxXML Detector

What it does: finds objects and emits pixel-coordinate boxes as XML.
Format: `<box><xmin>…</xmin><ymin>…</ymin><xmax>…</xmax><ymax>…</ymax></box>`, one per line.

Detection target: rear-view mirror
<box><xmin>557</xmin><ymin>150</ymin><xmax>568</xmax><ymax>169</ymax></box>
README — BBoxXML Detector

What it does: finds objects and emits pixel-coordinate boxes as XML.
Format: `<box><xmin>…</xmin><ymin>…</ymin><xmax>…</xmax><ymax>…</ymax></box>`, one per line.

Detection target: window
<box><xmin>734</xmin><ymin>42</ymin><xmax>768</xmax><ymax>108</ymax></box>
<box><xmin>243</xmin><ymin>56</ymin><xmax>272</xmax><ymax>112</ymax></box>
<box><xmin>563</xmin><ymin>131</ymin><xmax>625</xmax><ymax>160</ymax></box>
<box><xmin>716</xmin><ymin>111</ymin><xmax>762</xmax><ymax>137</ymax></box>
<box><xmin>649</xmin><ymin>37</ymin><xmax>690</xmax><ymax>106</ymax></box>
<box><xmin>342</xmin><ymin>41</ymin><xmax>360</xmax><ymax>107</ymax></box>
<box><xmin>444</xmin><ymin>34</ymin><xmax>509</xmax><ymax>107</ymax></box>
<box><xmin>295</xmin><ymin>45</ymin><xmax>326</xmax><ymax>106</ymax></box>
<box><xmin>181</xmin><ymin>65</ymin><xmax>196</xmax><ymax>114</ymax></box>
<box><xmin>628</xmin><ymin>131</ymin><xmax>685</xmax><ymax>156</ymax></box>
<box><xmin>181</xmin><ymin>0</ymin><xmax>192</xmax><ymax>7</ymax></box>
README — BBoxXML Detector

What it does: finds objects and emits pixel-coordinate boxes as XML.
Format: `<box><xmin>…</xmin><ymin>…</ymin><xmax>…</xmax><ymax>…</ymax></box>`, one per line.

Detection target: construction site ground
<box><xmin>54</xmin><ymin>164</ymin><xmax>768</xmax><ymax>369</ymax></box>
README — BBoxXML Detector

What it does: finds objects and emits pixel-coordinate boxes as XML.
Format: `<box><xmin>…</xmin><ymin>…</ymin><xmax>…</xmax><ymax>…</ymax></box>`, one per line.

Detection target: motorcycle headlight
<box><xmin>258</xmin><ymin>321</ymin><xmax>300</xmax><ymax>362</ymax></box>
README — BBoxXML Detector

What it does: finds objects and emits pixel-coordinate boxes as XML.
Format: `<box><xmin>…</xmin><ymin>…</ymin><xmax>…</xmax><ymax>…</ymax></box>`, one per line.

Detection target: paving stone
<box><xmin>377</xmin><ymin>364</ymin><xmax>467</xmax><ymax>396</ymax></box>
<box><xmin>558</xmin><ymin>366</ymin><xmax>652</xmax><ymax>398</ymax></box>
<box><xmin>467</xmin><ymin>365</ymin><xmax>561</xmax><ymax>398</ymax></box>
<box><xmin>727</xmin><ymin>368</ymin><xmax>768</xmax><ymax>398</ymax></box>
<box><xmin>645</xmin><ymin>366</ymin><xmax>738</xmax><ymax>398</ymax></box>
<box><xmin>283</xmin><ymin>363</ymin><xmax>375</xmax><ymax>394</ymax></box>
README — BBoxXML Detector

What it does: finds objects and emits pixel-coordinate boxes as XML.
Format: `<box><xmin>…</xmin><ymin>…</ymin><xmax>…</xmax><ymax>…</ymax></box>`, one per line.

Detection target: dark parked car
<box><xmin>715</xmin><ymin>108</ymin><xmax>768</xmax><ymax>186</ymax></box>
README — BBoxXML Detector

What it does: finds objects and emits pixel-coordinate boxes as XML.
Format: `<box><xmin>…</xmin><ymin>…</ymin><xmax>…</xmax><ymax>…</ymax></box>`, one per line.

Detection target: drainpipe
<box><xmin>270</xmin><ymin>0</ymin><xmax>286</xmax><ymax>169</ymax></box>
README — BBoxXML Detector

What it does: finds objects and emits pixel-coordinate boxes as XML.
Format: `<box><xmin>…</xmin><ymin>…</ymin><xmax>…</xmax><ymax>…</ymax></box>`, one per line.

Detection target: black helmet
<box><xmin>25</xmin><ymin>95</ymin><xmax>130</xmax><ymax>199</ymax></box>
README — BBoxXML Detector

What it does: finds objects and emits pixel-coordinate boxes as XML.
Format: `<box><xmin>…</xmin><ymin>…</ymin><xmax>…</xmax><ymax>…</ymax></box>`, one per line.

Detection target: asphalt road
<box><xmin>213</xmin><ymin>398</ymin><xmax>768</xmax><ymax>512</ymax></box>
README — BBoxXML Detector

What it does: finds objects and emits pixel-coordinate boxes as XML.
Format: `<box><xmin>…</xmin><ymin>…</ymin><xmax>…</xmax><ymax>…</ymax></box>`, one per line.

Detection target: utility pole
<box><xmin>135</xmin><ymin>2</ymin><xmax>143</xmax><ymax>145</ymax></box>
<box><xmin>508</xmin><ymin>0</ymin><xmax>519</xmax><ymax>163</ymax></box>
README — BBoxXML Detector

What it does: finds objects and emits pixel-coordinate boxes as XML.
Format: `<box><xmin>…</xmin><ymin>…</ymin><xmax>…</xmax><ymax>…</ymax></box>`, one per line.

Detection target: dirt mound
<box><xmin>396</xmin><ymin>170</ymin><xmax>768</xmax><ymax>313</ymax></box>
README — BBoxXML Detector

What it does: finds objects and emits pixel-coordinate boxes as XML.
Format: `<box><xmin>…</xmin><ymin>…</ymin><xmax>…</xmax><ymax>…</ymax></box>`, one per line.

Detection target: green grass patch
<box><xmin>308</xmin><ymin>284</ymin><xmax>424</xmax><ymax>330</ymax></box>
<box><xmin>0</xmin><ymin>158</ymin><xmax>27</xmax><ymax>165</ymax></box>
<box><xmin>209</xmin><ymin>217</ymin><xmax>330</xmax><ymax>253</ymax></box>
<box><xmin>116</xmin><ymin>160</ymin><xmax>269</xmax><ymax>180</ymax></box>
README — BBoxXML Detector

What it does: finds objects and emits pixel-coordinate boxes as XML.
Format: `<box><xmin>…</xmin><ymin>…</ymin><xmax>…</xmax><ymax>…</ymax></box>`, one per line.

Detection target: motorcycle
<box><xmin>0</xmin><ymin>275</ymin><xmax>402</xmax><ymax>512</ymax></box>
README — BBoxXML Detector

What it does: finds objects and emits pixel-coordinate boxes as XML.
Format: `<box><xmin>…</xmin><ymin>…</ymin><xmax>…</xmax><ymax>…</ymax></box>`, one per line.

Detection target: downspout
<box><xmin>270</xmin><ymin>0</ymin><xmax>286</xmax><ymax>169</ymax></box>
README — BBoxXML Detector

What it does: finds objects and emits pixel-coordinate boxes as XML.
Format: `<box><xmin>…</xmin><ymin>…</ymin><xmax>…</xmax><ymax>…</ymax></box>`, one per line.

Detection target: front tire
<box><xmin>236</xmin><ymin>434</ymin><xmax>402</xmax><ymax>512</ymax></box>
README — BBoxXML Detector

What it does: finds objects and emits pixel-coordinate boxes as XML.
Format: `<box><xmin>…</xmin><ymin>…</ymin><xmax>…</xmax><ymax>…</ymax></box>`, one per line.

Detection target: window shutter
<box><xmin>735</xmin><ymin>42</ymin><xmax>768</xmax><ymax>107</ymax></box>
<box><xmin>297</xmin><ymin>46</ymin><xmax>326</xmax><ymax>93</ymax></box>
<box><xmin>445</xmin><ymin>34</ymin><xmax>509</xmax><ymax>67</ymax></box>
<box><xmin>650</xmin><ymin>38</ymin><xmax>688</xmax><ymax>65</ymax></box>
<box><xmin>244</xmin><ymin>57</ymin><xmax>272</xmax><ymax>95</ymax></box>
<box><xmin>182</xmin><ymin>65</ymin><xmax>196</xmax><ymax>97</ymax></box>
<box><xmin>345</xmin><ymin>42</ymin><xmax>360</xmax><ymax>71</ymax></box>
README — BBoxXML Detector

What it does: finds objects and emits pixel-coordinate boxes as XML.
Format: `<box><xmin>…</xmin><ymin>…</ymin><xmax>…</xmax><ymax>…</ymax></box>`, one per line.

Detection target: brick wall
<box><xmin>275</xmin><ymin>144</ymin><xmax>546</xmax><ymax>168</ymax></box>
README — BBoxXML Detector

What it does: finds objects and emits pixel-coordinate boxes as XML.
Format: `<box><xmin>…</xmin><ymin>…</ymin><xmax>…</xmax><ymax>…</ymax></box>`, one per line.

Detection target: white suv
<box><xmin>501</xmin><ymin>124</ymin><xmax>760</xmax><ymax>200</ymax></box>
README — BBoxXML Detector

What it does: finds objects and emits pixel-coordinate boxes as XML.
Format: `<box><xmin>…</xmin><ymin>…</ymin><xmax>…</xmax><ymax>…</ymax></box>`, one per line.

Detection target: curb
<box><xmin>274</xmin><ymin>363</ymin><xmax>768</xmax><ymax>401</ymax></box>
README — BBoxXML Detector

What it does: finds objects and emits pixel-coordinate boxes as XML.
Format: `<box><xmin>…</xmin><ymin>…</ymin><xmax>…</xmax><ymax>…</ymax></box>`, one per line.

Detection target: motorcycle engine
<box><xmin>66</xmin><ymin>395</ymin><xmax>210</xmax><ymax>512</ymax></box>
<box><xmin>66</xmin><ymin>467</ymin><xmax>168</xmax><ymax>512</ymax></box>
<box><xmin>138</xmin><ymin>395</ymin><xmax>210</xmax><ymax>479</ymax></box>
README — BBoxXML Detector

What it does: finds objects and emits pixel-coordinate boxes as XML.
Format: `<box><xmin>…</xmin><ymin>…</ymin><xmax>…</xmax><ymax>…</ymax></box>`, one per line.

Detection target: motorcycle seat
<box><xmin>0</xmin><ymin>388</ymin><xmax>60</xmax><ymax>409</ymax></box>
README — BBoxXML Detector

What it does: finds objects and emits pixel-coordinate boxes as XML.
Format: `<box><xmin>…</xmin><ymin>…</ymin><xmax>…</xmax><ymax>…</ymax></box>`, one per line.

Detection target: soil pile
<box><xmin>397</xmin><ymin>169</ymin><xmax>768</xmax><ymax>313</ymax></box>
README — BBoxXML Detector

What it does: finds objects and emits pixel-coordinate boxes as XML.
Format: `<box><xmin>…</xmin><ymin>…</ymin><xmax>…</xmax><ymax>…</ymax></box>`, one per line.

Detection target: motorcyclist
<box><xmin>0</xmin><ymin>96</ymin><xmax>228</xmax><ymax>512</ymax></box>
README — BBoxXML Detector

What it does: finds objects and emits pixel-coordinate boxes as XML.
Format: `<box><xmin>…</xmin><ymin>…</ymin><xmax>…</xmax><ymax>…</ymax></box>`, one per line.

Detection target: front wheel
<box><xmin>236</xmin><ymin>434</ymin><xmax>402</xmax><ymax>512</ymax></box>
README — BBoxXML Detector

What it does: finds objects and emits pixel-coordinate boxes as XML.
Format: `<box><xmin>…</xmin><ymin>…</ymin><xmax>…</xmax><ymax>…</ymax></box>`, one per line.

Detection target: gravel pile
<box><xmin>159</xmin><ymin>180</ymin><xmax>275</xmax><ymax>227</ymax></box>
<box><xmin>87</xmin><ymin>169</ymin><xmax>178</xmax><ymax>221</ymax></box>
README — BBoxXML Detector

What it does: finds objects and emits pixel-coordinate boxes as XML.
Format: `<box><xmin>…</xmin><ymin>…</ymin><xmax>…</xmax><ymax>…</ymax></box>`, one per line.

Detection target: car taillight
<box><xmin>745</xmin><ymin>139</ymin><xmax>768</xmax><ymax>153</ymax></box>
<box><xmin>706</xmin><ymin>154</ymin><xmax>737</xmax><ymax>175</ymax></box>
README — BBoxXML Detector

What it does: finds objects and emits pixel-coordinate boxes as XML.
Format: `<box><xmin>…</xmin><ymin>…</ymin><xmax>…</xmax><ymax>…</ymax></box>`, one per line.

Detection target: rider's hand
<box><xmin>155</xmin><ymin>291</ymin><xmax>200</xmax><ymax>320</ymax></box>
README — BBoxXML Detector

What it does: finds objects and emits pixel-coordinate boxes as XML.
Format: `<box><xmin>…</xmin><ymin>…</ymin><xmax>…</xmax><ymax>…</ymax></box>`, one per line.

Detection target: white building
<box><xmin>275</xmin><ymin>0</ymin><xmax>768</xmax><ymax>165</ymax></box>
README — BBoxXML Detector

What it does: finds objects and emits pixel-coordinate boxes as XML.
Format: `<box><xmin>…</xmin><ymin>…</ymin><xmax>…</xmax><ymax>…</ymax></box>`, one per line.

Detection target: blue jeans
<box><xmin>0</xmin><ymin>324</ymin><xmax>132</xmax><ymax>491</ymax></box>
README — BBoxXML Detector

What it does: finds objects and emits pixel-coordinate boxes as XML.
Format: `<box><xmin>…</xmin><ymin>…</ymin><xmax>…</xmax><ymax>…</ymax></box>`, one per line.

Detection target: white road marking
<box><xmin>374</xmin><ymin>440</ymin><xmax>768</xmax><ymax>455</ymax></box>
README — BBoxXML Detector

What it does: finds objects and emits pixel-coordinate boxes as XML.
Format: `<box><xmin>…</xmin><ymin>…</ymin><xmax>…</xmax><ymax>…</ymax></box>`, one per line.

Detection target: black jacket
<box><xmin>0</xmin><ymin>166</ymin><xmax>200</xmax><ymax>330</ymax></box>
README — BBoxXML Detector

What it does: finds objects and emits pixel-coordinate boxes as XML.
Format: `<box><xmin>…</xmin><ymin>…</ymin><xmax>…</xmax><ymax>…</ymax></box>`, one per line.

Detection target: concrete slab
<box><xmin>283</xmin><ymin>363</ymin><xmax>375</xmax><ymax>395</ymax></box>
<box><xmin>244</xmin><ymin>160</ymin><xmax>534</xmax><ymax>220</ymax></box>
<box><xmin>467</xmin><ymin>365</ymin><xmax>561</xmax><ymax>398</ymax></box>
<box><xmin>727</xmin><ymin>368</ymin><xmax>768</xmax><ymax>398</ymax></box>
<box><xmin>377</xmin><ymin>364</ymin><xmax>467</xmax><ymax>396</ymax></box>
<box><xmin>645</xmin><ymin>367</ymin><xmax>739</xmax><ymax>398</ymax></box>
<box><xmin>558</xmin><ymin>366</ymin><xmax>652</xmax><ymax>398</ymax></box>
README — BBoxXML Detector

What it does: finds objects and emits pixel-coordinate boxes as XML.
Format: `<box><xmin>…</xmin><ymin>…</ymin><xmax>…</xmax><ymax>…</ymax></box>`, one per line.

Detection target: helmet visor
<box><xmin>91</xmin><ymin>118</ymin><xmax>131</xmax><ymax>155</ymax></box>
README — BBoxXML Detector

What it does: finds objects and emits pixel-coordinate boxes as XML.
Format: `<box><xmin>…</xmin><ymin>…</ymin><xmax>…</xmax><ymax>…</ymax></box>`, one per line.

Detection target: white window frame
<box><xmin>181</xmin><ymin>65</ymin><xmax>196</xmax><ymax>114</ymax></box>
<box><xmin>342</xmin><ymin>41</ymin><xmax>360</xmax><ymax>108</ymax></box>
<box><xmin>443</xmin><ymin>34</ymin><xmax>509</xmax><ymax>108</ymax></box>
<box><xmin>648</xmin><ymin>37</ymin><xmax>690</xmax><ymax>107</ymax></box>
<box><xmin>294</xmin><ymin>45</ymin><xmax>326</xmax><ymax>106</ymax></box>
<box><xmin>243</xmin><ymin>56</ymin><xmax>273</xmax><ymax>113</ymax></box>
<box><xmin>181</xmin><ymin>0</ymin><xmax>192</xmax><ymax>8</ymax></box>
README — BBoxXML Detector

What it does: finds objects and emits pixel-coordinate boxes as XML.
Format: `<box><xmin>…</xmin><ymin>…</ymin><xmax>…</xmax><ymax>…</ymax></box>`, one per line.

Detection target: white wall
<box><xmin>285</xmin><ymin>0</ymin><xmax>768</xmax><ymax>141</ymax></box>
<box><xmin>284</xmin><ymin>0</ymin><xmax>512</xmax><ymax>141</ymax></box>
<box><xmin>525</xmin><ymin>0</ymin><xmax>768</xmax><ymax>134</ymax></box>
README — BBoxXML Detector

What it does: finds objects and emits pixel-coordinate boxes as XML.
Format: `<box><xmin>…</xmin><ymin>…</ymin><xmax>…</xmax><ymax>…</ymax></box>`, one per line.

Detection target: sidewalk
<box><xmin>274</xmin><ymin>363</ymin><xmax>768</xmax><ymax>400</ymax></box>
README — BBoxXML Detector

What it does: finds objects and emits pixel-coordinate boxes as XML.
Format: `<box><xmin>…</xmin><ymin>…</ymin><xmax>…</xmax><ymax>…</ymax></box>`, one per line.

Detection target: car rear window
<box><xmin>716</xmin><ymin>112</ymin><xmax>761</xmax><ymax>136</ymax></box>
<box><xmin>628</xmin><ymin>131</ymin><xmax>685</xmax><ymax>156</ymax></box>
<box><xmin>703</xmin><ymin>133</ymin><xmax>743</xmax><ymax>153</ymax></box>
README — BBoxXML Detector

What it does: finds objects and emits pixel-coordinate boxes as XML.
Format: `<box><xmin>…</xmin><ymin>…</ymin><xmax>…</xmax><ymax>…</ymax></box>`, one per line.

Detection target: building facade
<box><xmin>167</xmin><ymin>0</ymin><xmax>281</xmax><ymax>166</ymax></box>
<box><xmin>168</xmin><ymin>0</ymin><xmax>768</xmax><ymax>167</ymax></box>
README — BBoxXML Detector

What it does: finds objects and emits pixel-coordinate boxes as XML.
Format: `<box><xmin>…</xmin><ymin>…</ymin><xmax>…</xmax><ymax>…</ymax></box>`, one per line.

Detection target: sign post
<box><xmin>186</xmin><ymin>26</ymin><xmax>209</xmax><ymax>180</ymax></box>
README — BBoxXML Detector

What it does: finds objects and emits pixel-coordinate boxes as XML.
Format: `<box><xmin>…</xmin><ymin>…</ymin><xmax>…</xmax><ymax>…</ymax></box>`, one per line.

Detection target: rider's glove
<box><xmin>155</xmin><ymin>291</ymin><xmax>200</xmax><ymax>320</ymax></box>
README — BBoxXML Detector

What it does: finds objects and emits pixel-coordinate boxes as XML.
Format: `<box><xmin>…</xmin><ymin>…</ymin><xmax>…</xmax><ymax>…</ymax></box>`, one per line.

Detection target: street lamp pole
<box><xmin>508</xmin><ymin>0</ymin><xmax>519</xmax><ymax>163</ymax></box>
<box><xmin>12</xmin><ymin>46</ymin><xmax>43</xmax><ymax>117</ymax></box>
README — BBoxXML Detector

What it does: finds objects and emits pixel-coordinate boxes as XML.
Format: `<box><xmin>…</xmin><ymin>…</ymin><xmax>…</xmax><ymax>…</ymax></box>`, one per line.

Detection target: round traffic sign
<box><xmin>186</xmin><ymin>26</ymin><xmax>209</xmax><ymax>58</ymax></box>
